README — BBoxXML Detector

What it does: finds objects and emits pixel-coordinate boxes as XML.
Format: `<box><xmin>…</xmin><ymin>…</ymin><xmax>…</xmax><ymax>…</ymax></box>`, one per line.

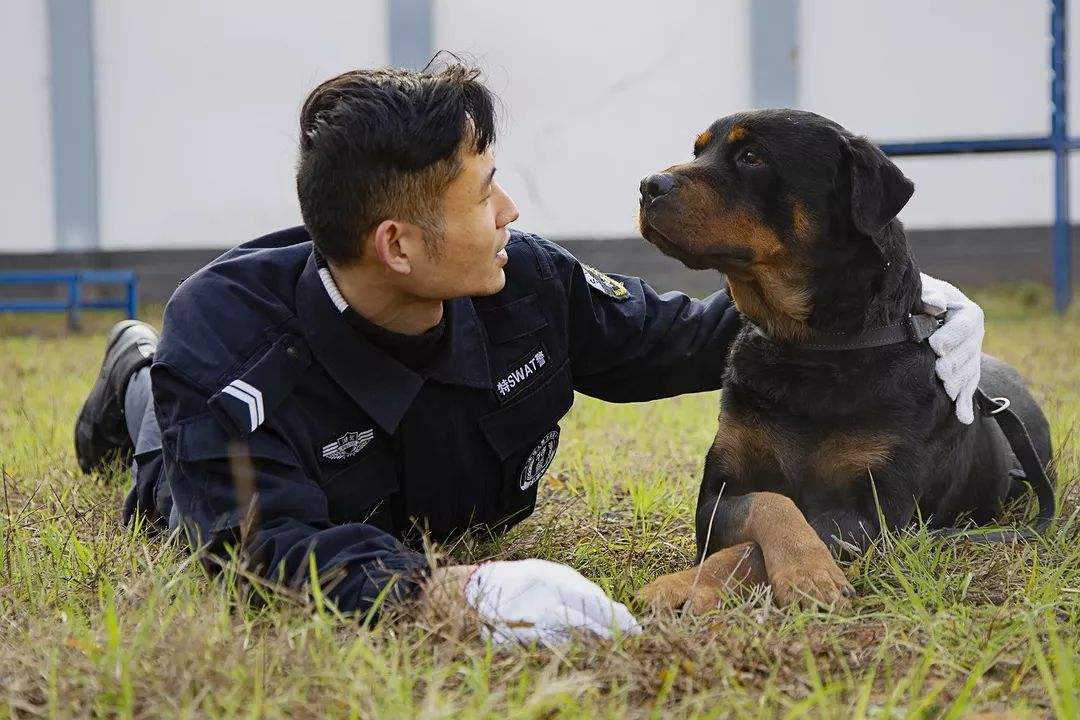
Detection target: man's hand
<box><xmin>426</xmin><ymin>559</ymin><xmax>641</xmax><ymax>645</ymax></box>
<box><xmin>921</xmin><ymin>273</ymin><xmax>985</xmax><ymax>425</ymax></box>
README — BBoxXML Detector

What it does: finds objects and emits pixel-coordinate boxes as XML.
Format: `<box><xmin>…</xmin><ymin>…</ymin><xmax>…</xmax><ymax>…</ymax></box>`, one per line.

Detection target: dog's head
<box><xmin>638</xmin><ymin>109</ymin><xmax>918</xmax><ymax>341</ymax></box>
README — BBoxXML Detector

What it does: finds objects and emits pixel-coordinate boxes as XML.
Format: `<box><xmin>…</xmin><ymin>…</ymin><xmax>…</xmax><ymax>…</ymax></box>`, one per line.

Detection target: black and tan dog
<box><xmin>636</xmin><ymin>110</ymin><xmax>1054</xmax><ymax>611</ymax></box>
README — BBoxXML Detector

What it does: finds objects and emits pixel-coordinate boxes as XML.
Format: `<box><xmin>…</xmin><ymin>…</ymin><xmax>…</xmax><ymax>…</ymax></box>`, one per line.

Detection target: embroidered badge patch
<box><xmin>494</xmin><ymin>346</ymin><xmax>548</xmax><ymax>401</ymax></box>
<box><xmin>321</xmin><ymin>429</ymin><xmax>374</xmax><ymax>461</ymax></box>
<box><xmin>582</xmin><ymin>264</ymin><xmax>630</xmax><ymax>301</ymax></box>
<box><xmin>519</xmin><ymin>429</ymin><xmax>560</xmax><ymax>491</ymax></box>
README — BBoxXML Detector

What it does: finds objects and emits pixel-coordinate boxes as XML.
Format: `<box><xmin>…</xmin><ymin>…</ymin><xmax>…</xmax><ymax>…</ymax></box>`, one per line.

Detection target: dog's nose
<box><xmin>640</xmin><ymin>173</ymin><xmax>676</xmax><ymax>200</ymax></box>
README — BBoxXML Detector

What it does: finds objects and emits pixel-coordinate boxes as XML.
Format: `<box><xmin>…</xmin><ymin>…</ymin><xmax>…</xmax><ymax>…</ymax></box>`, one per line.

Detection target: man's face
<box><xmin>408</xmin><ymin>148</ymin><xmax>519</xmax><ymax>299</ymax></box>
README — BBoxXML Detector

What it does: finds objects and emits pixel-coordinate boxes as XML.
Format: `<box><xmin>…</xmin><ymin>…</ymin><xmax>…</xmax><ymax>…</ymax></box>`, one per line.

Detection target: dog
<box><xmin>635</xmin><ymin>110</ymin><xmax>1055</xmax><ymax>611</ymax></box>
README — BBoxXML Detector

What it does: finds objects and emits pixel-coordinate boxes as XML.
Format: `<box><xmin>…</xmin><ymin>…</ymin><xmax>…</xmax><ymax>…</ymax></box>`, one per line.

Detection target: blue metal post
<box><xmin>1052</xmin><ymin>0</ymin><xmax>1072</xmax><ymax>312</ymax></box>
<box><xmin>67</xmin><ymin>278</ymin><xmax>81</xmax><ymax>330</ymax></box>
<box><xmin>127</xmin><ymin>276</ymin><xmax>139</xmax><ymax>320</ymax></box>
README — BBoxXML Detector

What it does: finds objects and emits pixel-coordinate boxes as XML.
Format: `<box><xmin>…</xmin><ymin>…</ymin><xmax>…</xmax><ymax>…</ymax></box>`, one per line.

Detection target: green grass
<box><xmin>1</xmin><ymin>283</ymin><xmax>1078</xmax><ymax>719</ymax></box>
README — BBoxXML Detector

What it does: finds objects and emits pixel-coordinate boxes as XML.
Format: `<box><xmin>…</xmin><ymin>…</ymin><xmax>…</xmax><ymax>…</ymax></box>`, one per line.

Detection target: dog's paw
<box><xmin>639</xmin><ymin>543</ymin><xmax>769</xmax><ymax>614</ymax></box>
<box><xmin>637</xmin><ymin>568</ymin><xmax>696</xmax><ymax>611</ymax></box>
<box><xmin>766</xmin><ymin>542</ymin><xmax>854</xmax><ymax>609</ymax></box>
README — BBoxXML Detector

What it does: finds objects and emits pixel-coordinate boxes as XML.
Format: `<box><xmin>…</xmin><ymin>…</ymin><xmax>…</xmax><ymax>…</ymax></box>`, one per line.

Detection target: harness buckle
<box><xmin>907</xmin><ymin>313</ymin><xmax>942</xmax><ymax>343</ymax></box>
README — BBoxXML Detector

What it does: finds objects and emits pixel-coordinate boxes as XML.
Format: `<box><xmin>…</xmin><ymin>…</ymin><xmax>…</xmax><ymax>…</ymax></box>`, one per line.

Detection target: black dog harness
<box><xmin>754</xmin><ymin>312</ymin><xmax>1056</xmax><ymax>538</ymax></box>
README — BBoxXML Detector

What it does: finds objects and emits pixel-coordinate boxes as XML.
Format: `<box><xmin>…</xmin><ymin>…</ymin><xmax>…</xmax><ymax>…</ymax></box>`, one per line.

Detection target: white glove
<box><xmin>464</xmin><ymin>559</ymin><xmax>641</xmax><ymax>646</ymax></box>
<box><xmin>920</xmin><ymin>273</ymin><xmax>985</xmax><ymax>425</ymax></box>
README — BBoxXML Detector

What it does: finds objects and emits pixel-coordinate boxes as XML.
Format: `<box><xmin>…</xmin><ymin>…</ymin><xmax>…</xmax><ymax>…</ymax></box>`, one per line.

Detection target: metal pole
<box><xmin>68</xmin><ymin>278</ymin><xmax>82</xmax><ymax>332</ymax></box>
<box><xmin>127</xmin><ymin>276</ymin><xmax>139</xmax><ymax>320</ymax></box>
<box><xmin>1051</xmin><ymin>0</ymin><xmax>1072</xmax><ymax>313</ymax></box>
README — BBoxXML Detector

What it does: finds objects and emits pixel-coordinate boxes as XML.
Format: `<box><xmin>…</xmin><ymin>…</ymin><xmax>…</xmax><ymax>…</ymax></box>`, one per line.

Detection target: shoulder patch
<box><xmin>581</xmin><ymin>264</ymin><xmax>630</xmax><ymax>301</ymax></box>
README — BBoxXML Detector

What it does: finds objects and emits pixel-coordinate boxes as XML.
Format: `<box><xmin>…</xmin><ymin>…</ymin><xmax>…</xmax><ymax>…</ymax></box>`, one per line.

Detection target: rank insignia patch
<box><xmin>582</xmin><ymin>264</ymin><xmax>630</xmax><ymax>301</ymax></box>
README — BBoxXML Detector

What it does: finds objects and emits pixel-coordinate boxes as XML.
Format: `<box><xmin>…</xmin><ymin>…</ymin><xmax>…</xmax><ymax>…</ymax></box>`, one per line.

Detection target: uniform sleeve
<box><xmin>150</xmin><ymin>362</ymin><xmax>429</xmax><ymax>616</ymax></box>
<box><xmin>534</xmin><ymin>235</ymin><xmax>743</xmax><ymax>402</ymax></box>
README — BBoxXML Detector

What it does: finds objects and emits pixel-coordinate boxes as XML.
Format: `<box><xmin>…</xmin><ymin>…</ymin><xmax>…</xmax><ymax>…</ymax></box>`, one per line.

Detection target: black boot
<box><xmin>74</xmin><ymin>320</ymin><xmax>160</xmax><ymax>474</ymax></box>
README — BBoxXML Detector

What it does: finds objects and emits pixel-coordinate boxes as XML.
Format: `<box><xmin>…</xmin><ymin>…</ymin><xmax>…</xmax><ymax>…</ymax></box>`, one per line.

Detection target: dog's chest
<box><xmin>711</xmin><ymin>406</ymin><xmax>896</xmax><ymax>492</ymax></box>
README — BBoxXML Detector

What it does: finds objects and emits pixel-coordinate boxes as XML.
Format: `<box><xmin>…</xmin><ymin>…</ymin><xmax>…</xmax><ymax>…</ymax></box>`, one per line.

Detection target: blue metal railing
<box><xmin>878</xmin><ymin>0</ymin><xmax>1073</xmax><ymax>313</ymax></box>
<box><xmin>0</xmin><ymin>270</ymin><xmax>138</xmax><ymax>329</ymax></box>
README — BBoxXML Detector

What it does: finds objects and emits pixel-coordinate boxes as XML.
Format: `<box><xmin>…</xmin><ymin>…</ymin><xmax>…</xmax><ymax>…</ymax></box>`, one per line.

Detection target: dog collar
<box><xmin>751</xmin><ymin>312</ymin><xmax>942</xmax><ymax>351</ymax></box>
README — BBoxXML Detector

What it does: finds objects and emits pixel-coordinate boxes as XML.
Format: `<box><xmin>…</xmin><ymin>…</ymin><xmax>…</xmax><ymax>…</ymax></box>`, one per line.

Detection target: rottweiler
<box><xmin>635</xmin><ymin>110</ymin><xmax>1055</xmax><ymax>611</ymax></box>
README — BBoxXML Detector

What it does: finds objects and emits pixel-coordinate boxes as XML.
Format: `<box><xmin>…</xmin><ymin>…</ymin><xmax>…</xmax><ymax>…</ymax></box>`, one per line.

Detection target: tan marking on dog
<box><xmin>727</xmin><ymin>266</ymin><xmax>813</xmax><ymax>342</ymax></box>
<box><xmin>638</xmin><ymin>542</ymin><xmax>767</xmax><ymax>613</ymax></box>
<box><xmin>743</xmin><ymin>492</ymin><xmax>852</xmax><ymax>608</ymax></box>
<box><xmin>727</xmin><ymin>125</ymin><xmax>748</xmax><ymax>142</ymax></box>
<box><xmin>643</xmin><ymin>176</ymin><xmax>813</xmax><ymax>341</ymax></box>
<box><xmin>693</xmin><ymin>189</ymin><xmax>813</xmax><ymax>340</ymax></box>
<box><xmin>791</xmin><ymin>201</ymin><xmax>813</xmax><ymax>240</ymax></box>
<box><xmin>810</xmin><ymin>433</ymin><xmax>895</xmax><ymax>482</ymax></box>
<box><xmin>694</xmin><ymin>129</ymin><xmax>713</xmax><ymax>154</ymax></box>
<box><xmin>711</xmin><ymin>416</ymin><xmax>776</xmax><ymax>479</ymax></box>
<box><xmin>709</xmin><ymin>414</ymin><xmax>806</xmax><ymax>483</ymax></box>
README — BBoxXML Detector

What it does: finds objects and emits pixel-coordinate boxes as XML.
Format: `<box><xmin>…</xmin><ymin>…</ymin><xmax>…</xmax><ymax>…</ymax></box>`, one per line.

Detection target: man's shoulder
<box><xmin>500</xmin><ymin>229</ymin><xmax>581</xmax><ymax>288</ymax></box>
<box><xmin>155</xmin><ymin>226</ymin><xmax>312</xmax><ymax>388</ymax></box>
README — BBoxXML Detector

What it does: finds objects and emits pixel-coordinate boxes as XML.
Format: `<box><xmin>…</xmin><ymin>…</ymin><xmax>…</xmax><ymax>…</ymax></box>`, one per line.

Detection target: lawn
<box><xmin>1</xmin><ymin>284</ymin><xmax>1077</xmax><ymax>719</ymax></box>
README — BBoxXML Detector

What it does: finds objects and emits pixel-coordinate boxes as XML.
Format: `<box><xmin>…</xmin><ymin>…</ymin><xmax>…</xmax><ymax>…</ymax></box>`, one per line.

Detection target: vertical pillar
<box><xmin>46</xmin><ymin>0</ymin><xmax>100</xmax><ymax>251</ymax></box>
<box><xmin>68</xmin><ymin>276</ymin><xmax>82</xmax><ymax>331</ymax></box>
<box><xmin>750</xmin><ymin>0</ymin><xmax>799</xmax><ymax>108</ymax></box>
<box><xmin>388</xmin><ymin>0</ymin><xmax>433</xmax><ymax>70</ymax></box>
<box><xmin>1051</xmin><ymin>0</ymin><xmax>1072</xmax><ymax>313</ymax></box>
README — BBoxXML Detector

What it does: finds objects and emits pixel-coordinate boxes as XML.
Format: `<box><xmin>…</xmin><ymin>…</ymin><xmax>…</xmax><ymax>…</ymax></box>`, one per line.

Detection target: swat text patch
<box><xmin>495</xmin><ymin>346</ymin><xmax>548</xmax><ymax>402</ymax></box>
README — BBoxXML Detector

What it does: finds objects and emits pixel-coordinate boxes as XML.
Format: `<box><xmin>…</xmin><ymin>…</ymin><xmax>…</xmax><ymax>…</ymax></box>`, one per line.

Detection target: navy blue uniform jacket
<box><xmin>148</xmin><ymin>226</ymin><xmax>741</xmax><ymax>613</ymax></box>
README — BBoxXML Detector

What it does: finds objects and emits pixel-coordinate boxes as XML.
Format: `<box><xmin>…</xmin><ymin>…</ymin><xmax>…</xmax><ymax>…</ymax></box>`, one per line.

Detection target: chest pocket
<box><xmin>316</xmin><ymin>438</ymin><xmax>400</xmax><ymax>530</ymax></box>
<box><xmin>480</xmin><ymin>294</ymin><xmax>558</xmax><ymax>405</ymax></box>
<box><xmin>476</xmin><ymin>359</ymin><xmax>574</xmax><ymax>531</ymax></box>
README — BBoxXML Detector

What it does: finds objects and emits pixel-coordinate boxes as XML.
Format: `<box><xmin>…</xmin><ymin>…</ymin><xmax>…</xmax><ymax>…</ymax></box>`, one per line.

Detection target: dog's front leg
<box><xmin>695</xmin><ymin>491</ymin><xmax>855</xmax><ymax>609</ymax></box>
<box><xmin>639</xmin><ymin>491</ymin><xmax>855</xmax><ymax>612</ymax></box>
<box><xmin>637</xmin><ymin>540</ymin><xmax>768</xmax><ymax>613</ymax></box>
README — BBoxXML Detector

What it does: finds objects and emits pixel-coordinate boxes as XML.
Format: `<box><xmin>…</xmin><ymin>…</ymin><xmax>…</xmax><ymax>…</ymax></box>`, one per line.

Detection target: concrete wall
<box><xmin>0</xmin><ymin>1</ymin><xmax>1075</xmax><ymax>256</ymax></box>
<box><xmin>0</xmin><ymin>1</ymin><xmax>55</xmax><ymax>252</ymax></box>
<box><xmin>435</xmin><ymin>0</ymin><xmax>751</xmax><ymax>239</ymax></box>
<box><xmin>92</xmin><ymin>0</ymin><xmax>387</xmax><ymax>251</ymax></box>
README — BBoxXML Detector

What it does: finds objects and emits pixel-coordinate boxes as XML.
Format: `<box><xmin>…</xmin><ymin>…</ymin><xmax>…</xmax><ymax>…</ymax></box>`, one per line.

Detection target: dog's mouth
<box><xmin>639</xmin><ymin>208</ymin><xmax>754</xmax><ymax>272</ymax></box>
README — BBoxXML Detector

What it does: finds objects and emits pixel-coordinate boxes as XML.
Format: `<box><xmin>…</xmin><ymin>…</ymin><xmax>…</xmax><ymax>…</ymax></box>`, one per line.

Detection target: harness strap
<box><xmin>974</xmin><ymin>389</ymin><xmax>1056</xmax><ymax>534</ymax></box>
<box><xmin>752</xmin><ymin>313</ymin><xmax>942</xmax><ymax>351</ymax></box>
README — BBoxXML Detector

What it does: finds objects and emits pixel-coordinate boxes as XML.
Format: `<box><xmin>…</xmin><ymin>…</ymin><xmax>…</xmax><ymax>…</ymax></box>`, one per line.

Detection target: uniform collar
<box><xmin>295</xmin><ymin>251</ymin><xmax>491</xmax><ymax>434</ymax></box>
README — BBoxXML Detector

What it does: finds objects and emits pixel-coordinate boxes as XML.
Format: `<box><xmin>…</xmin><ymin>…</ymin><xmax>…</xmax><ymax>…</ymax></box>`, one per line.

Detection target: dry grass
<box><xmin>1</xmin><ymin>283</ymin><xmax>1077</xmax><ymax>719</ymax></box>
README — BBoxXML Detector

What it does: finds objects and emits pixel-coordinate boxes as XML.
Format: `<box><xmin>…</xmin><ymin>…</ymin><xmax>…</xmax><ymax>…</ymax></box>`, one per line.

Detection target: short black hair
<box><xmin>296</xmin><ymin>64</ymin><xmax>497</xmax><ymax>264</ymax></box>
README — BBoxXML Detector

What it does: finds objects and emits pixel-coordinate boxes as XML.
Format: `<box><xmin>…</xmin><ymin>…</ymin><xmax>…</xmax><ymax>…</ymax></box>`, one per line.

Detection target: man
<box><xmin>74</xmin><ymin>65</ymin><xmax>983</xmax><ymax>641</ymax></box>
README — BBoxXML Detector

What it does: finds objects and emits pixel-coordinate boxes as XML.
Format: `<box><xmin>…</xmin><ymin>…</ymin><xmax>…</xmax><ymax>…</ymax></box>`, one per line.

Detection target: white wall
<box><xmin>799</xmin><ymin>0</ymin><xmax>1062</xmax><ymax>229</ymax></box>
<box><xmin>435</xmin><ymin>0</ymin><xmax>751</xmax><ymax>238</ymax></box>
<box><xmin>0</xmin><ymin>1</ymin><xmax>55</xmax><ymax>252</ymax></box>
<box><xmin>92</xmin><ymin>0</ymin><xmax>388</xmax><ymax>250</ymax></box>
<box><xmin>1</xmin><ymin>1</ymin><xmax>1076</xmax><ymax>252</ymax></box>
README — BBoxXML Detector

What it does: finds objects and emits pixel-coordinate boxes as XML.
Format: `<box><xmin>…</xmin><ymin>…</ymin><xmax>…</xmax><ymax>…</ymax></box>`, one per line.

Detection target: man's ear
<box><xmin>844</xmin><ymin>135</ymin><xmax>915</xmax><ymax>237</ymax></box>
<box><xmin>372</xmin><ymin>220</ymin><xmax>419</xmax><ymax>275</ymax></box>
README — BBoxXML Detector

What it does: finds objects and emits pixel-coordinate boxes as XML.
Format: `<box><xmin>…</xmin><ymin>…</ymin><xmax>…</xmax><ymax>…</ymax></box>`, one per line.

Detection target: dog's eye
<box><xmin>737</xmin><ymin>148</ymin><xmax>765</xmax><ymax>167</ymax></box>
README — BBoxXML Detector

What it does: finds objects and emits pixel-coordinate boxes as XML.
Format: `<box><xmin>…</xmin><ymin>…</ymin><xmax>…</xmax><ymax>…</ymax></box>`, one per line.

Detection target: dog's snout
<box><xmin>640</xmin><ymin>173</ymin><xmax>676</xmax><ymax>200</ymax></box>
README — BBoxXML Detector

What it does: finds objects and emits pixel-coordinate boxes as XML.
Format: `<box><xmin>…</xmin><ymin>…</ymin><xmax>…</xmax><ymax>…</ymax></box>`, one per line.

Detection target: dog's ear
<box><xmin>843</xmin><ymin>135</ymin><xmax>914</xmax><ymax>237</ymax></box>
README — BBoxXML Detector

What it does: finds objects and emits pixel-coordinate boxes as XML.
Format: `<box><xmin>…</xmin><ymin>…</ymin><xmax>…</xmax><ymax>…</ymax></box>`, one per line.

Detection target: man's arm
<box><xmin>530</xmin><ymin>234</ymin><xmax>743</xmax><ymax>402</ymax></box>
<box><xmin>152</xmin><ymin>363</ymin><xmax>430</xmax><ymax>615</ymax></box>
<box><xmin>528</xmin><ymin>236</ymin><xmax>985</xmax><ymax>421</ymax></box>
